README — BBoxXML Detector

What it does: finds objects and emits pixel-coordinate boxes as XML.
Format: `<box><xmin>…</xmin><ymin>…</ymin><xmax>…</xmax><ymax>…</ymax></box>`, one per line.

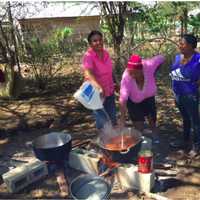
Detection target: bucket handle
<box><xmin>120</xmin><ymin>147</ymin><xmax>130</xmax><ymax>154</ymax></box>
<box><xmin>26</xmin><ymin>141</ymin><xmax>33</xmax><ymax>148</ymax></box>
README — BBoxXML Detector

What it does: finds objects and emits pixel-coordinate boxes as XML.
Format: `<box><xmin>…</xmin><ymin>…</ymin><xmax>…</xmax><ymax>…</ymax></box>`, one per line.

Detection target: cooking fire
<box><xmin>2</xmin><ymin>130</ymin><xmax>155</xmax><ymax>199</ymax></box>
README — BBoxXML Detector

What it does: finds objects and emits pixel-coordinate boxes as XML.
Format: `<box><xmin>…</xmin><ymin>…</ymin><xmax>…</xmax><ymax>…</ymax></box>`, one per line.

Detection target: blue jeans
<box><xmin>93</xmin><ymin>94</ymin><xmax>117</xmax><ymax>129</ymax></box>
<box><xmin>175</xmin><ymin>94</ymin><xmax>200</xmax><ymax>147</ymax></box>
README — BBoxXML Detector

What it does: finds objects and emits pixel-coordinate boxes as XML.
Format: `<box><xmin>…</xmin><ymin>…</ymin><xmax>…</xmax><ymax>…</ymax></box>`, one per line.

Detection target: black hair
<box><xmin>182</xmin><ymin>34</ymin><xmax>198</xmax><ymax>49</ymax></box>
<box><xmin>87</xmin><ymin>30</ymin><xmax>103</xmax><ymax>43</ymax></box>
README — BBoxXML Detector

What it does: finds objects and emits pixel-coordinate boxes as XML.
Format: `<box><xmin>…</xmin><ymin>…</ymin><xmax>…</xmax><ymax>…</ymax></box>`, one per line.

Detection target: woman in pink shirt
<box><xmin>119</xmin><ymin>54</ymin><xmax>165</xmax><ymax>134</ymax></box>
<box><xmin>82</xmin><ymin>30</ymin><xmax>117</xmax><ymax>129</ymax></box>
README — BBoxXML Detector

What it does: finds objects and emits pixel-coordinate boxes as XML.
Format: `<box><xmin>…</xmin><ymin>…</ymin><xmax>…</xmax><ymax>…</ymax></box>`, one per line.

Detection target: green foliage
<box><xmin>49</xmin><ymin>27</ymin><xmax>73</xmax><ymax>53</ymax></box>
<box><xmin>188</xmin><ymin>14</ymin><xmax>200</xmax><ymax>34</ymax></box>
<box><xmin>144</xmin><ymin>3</ymin><xmax>175</xmax><ymax>36</ymax></box>
<box><xmin>189</xmin><ymin>15</ymin><xmax>200</xmax><ymax>26</ymax></box>
<box><xmin>27</xmin><ymin>37</ymin><xmax>55</xmax><ymax>61</ymax></box>
<box><xmin>20</xmin><ymin>26</ymin><xmax>88</xmax><ymax>90</ymax></box>
<box><xmin>20</xmin><ymin>27</ymin><xmax>74</xmax><ymax>89</ymax></box>
<box><xmin>22</xmin><ymin>27</ymin><xmax>74</xmax><ymax>61</ymax></box>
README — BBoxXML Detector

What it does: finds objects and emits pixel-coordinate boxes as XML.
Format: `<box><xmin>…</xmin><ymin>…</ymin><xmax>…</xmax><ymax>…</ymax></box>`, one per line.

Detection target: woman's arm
<box><xmin>145</xmin><ymin>55</ymin><xmax>165</xmax><ymax>72</ymax></box>
<box><xmin>82</xmin><ymin>52</ymin><xmax>103</xmax><ymax>93</ymax></box>
<box><xmin>84</xmin><ymin>69</ymin><xmax>103</xmax><ymax>93</ymax></box>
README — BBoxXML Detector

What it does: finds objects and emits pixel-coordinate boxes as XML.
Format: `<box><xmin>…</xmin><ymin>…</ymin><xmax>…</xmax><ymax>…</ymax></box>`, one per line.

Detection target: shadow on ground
<box><xmin>0</xmin><ymin>70</ymin><xmax>200</xmax><ymax>199</ymax></box>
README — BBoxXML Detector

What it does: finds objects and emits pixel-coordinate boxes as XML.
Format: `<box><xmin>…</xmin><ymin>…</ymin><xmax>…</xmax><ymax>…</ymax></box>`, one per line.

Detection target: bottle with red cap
<box><xmin>138</xmin><ymin>150</ymin><xmax>153</xmax><ymax>173</ymax></box>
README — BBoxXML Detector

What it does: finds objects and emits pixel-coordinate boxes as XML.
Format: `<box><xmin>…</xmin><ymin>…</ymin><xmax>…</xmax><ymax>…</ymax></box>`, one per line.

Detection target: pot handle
<box><xmin>26</xmin><ymin>141</ymin><xmax>33</xmax><ymax>148</ymax></box>
<box><xmin>120</xmin><ymin>147</ymin><xmax>130</xmax><ymax>154</ymax></box>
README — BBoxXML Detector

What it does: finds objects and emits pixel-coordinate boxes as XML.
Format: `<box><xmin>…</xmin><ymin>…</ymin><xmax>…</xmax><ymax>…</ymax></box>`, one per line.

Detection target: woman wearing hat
<box><xmin>170</xmin><ymin>34</ymin><xmax>200</xmax><ymax>156</ymax></box>
<box><xmin>119</xmin><ymin>54</ymin><xmax>165</xmax><ymax>136</ymax></box>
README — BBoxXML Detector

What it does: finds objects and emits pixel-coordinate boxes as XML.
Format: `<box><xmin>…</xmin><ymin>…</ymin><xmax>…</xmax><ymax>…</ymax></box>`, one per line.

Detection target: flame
<box><xmin>100</xmin><ymin>154</ymin><xmax>119</xmax><ymax>169</ymax></box>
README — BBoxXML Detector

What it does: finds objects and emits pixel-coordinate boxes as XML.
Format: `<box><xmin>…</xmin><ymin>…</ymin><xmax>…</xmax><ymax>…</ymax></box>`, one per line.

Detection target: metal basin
<box><xmin>70</xmin><ymin>174</ymin><xmax>111</xmax><ymax>200</ymax></box>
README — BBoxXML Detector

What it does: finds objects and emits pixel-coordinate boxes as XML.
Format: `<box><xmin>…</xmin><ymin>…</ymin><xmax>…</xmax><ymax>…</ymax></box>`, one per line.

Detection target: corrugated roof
<box><xmin>21</xmin><ymin>2</ymin><xmax>101</xmax><ymax>19</ymax></box>
<box><xmin>0</xmin><ymin>2</ymin><xmax>48</xmax><ymax>21</ymax></box>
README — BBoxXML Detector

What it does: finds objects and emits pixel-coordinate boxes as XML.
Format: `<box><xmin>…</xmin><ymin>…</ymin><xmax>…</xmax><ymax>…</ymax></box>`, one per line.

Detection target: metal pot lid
<box><xmin>70</xmin><ymin>174</ymin><xmax>111</xmax><ymax>200</ymax></box>
<box><xmin>33</xmin><ymin>132</ymin><xmax>71</xmax><ymax>149</ymax></box>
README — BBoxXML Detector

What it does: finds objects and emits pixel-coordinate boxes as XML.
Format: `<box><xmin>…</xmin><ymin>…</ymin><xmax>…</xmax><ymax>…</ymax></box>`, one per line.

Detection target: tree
<box><xmin>0</xmin><ymin>1</ymin><xmax>47</xmax><ymax>97</ymax></box>
<box><xmin>0</xmin><ymin>2</ymin><xmax>15</xmax><ymax>66</ymax></box>
<box><xmin>22</xmin><ymin>27</ymin><xmax>74</xmax><ymax>90</ymax></box>
<box><xmin>188</xmin><ymin>14</ymin><xmax>200</xmax><ymax>35</ymax></box>
<box><xmin>171</xmin><ymin>2</ymin><xmax>200</xmax><ymax>36</ymax></box>
<box><xmin>99</xmin><ymin>2</ymin><xmax>128</xmax><ymax>74</ymax></box>
<box><xmin>7</xmin><ymin>2</ymin><xmax>20</xmax><ymax>73</ymax></box>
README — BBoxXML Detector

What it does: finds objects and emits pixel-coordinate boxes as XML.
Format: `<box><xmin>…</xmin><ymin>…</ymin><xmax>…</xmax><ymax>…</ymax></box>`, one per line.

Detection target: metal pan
<box><xmin>70</xmin><ymin>174</ymin><xmax>111</xmax><ymax>200</ymax></box>
<box><xmin>32</xmin><ymin>132</ymin><xmax>72</xmax><ymax>162</ymax></box>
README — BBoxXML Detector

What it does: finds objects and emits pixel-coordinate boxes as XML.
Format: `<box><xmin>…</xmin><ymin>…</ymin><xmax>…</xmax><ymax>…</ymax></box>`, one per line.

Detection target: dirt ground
<box><xmin>0</xmin><ymin>67</ymin><xmax>200</xmax><ymax>199</ymax></box>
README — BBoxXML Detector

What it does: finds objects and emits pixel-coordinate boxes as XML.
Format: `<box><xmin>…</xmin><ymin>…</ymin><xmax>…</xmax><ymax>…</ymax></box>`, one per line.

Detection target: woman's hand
<box><xmin>96</xmin><ymin>85</ymin><xmax>103</xmax><ymax>94</ymax></box>
<box><xmin>196</xmin><ymin>79</ymin><xmax>200</xmax><ymax>86</ymax></box>
<box><xmin>84</xmin><ymin>69</ymin><xmax>104</xmax><ymax>94</ymax></box>
<box><xmin>98</xmin><ymin>87</ymin><xmax>105</xmax><ymax>101</ymax></box>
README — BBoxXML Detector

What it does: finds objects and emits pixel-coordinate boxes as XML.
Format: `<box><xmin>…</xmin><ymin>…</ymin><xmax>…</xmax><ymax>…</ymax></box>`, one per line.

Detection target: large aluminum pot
<box><xmin>70</xmin><ymin>174</ymin><xmax>111</xmax><ymax>200</ymax></box>
<box><xmin>32</xmin><ymin>132</ymin><xmax>72</xmax><ymax>162</ymax></box>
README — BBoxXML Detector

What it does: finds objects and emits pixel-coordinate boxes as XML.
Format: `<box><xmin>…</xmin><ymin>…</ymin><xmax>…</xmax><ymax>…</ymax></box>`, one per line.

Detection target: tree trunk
<box><xmin>113</xmin><ymin>42</ymin><xmax>123</xmax><ymax>81</ymax></box>
<box><xmin>0</xmin><ymin>64</ymin><xmax>14</xmax><ymax>98</ymax></box>
<box><xmin>114</xmin><ymin>42</ymin><xmax>120</xmax><ymax>60</ymax></box>
<box><xmin>183</xmin><ymin>8</ymin><xmax>188</xmax><ymax>34</ymax></box>
<box><xmin>99</xmin><ymin>2</ymin><xmax>127</xmax><ymax>79</ymax></box>
<box><xmin>180</xmin><ymin>16</ymin><xmax>184</xmax><ymax>37</ymax></box>
<box><xmin>7</xmin><ymin>1</ymin><xmax>21</xmax><ymax>74</ymax></box>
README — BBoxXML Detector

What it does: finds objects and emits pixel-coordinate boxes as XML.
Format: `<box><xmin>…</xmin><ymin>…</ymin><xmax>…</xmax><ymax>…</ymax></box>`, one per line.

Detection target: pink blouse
<box><xmin>119</xmin><ymin>55</ymin><xmax>165</xmax><ymax>104</ymax></box>
<box><xmin>82</xmin><ymin>48</ymin><xmax>114</xmax><ymax>97</ymax></box>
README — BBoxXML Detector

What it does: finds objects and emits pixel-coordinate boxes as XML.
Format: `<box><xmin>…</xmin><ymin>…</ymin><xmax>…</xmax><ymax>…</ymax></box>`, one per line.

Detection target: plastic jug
<box><xmin>74</xmin><ymin>81</ymin><xmax>104</xmax><ymax>110</ymax></box>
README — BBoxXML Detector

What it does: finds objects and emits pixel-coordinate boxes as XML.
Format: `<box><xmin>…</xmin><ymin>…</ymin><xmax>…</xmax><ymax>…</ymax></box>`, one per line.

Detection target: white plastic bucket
<box><xmin>74</xmin><ymin>81</ymin><xmax>104</xmax><ymax>110</ymax></box>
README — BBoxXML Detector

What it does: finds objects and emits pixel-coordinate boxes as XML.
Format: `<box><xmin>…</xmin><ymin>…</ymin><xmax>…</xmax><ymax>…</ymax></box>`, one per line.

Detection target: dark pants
<box><xmin>127</xmin><ymin>96</ymin><xmax>157</xmax><ymax>122</ymax></box>
<box><xmin>93</xmin><ymin>94</ymin><xmax>117</xmax><ymax>129</ymax></box>
<box><xmin>175</xmin><ymin>94</ymin><xmax>200</xmax><ymax>147</ymax></box>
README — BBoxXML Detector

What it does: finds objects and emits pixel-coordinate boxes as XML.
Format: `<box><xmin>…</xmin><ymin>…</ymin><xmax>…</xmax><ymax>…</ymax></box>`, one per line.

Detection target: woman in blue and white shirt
<box><xmin>170</xmin><ymin>34</ymin><xmax>200</xmax><ymax>156</ymax></box>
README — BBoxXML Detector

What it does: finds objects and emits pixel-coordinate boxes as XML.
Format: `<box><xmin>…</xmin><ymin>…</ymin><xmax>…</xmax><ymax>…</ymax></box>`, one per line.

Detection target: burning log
<box><xmin>56</xmin><ymin>170</ymin><xmax>69</xmax><ymax>198</ymax></box>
